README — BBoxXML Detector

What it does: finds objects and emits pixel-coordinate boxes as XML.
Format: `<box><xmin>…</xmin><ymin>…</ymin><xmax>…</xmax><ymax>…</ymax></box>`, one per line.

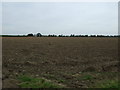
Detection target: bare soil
<box><xmin>2</xmin><ymin>37</ymin><xmax>119</xmax><ymax>88</ymax></box>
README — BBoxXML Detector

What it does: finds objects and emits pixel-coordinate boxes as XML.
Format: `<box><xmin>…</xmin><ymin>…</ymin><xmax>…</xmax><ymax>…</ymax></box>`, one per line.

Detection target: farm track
<box><xmin>2</xmin><ymin>37</ymin><xmax>119</xmax><ymax>88</ymax></box>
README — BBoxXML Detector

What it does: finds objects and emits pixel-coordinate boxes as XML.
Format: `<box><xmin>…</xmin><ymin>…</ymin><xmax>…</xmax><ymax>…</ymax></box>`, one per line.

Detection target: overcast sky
<box><xmin>2</xmin><ymin>2</ymin><xmax>118</xmax><ymax>35</ymax></box>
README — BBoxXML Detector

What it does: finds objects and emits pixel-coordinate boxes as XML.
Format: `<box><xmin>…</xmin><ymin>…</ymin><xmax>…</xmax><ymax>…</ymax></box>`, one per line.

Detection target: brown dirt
<box><xmin>2</xmin><ymin>37</ymin><xmax>119</xmax><ymax>88</ymax></box>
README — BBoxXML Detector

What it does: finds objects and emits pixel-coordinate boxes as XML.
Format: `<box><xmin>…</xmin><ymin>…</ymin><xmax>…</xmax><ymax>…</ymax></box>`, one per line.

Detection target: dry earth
<box><xmin>2</xmin><ymin>37</ymin><xmax>119</xmax><ymax>88</ymax></box>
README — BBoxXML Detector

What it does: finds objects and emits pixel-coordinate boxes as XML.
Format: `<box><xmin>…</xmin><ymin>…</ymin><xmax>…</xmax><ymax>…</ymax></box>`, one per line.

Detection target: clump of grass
<box><xmin>94</xmin><ymin>80</ymin><xmax>119</xmax><ymax>88</ymax></box>
<box><xmin>17</xmin><ymin>75</ymin><xmax>62</xmax><ymax>88</ymax></box>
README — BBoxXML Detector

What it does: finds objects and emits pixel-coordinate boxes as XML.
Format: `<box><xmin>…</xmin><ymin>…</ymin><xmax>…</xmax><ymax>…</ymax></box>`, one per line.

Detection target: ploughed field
<box><xmin>2</xmin><ymin>37</ymin><xmax>119</xmax><ymax>88</ymax></box>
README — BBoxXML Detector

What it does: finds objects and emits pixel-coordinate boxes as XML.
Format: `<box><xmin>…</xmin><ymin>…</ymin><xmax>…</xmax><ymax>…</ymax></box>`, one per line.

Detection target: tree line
<box><xmin>27</xmin><ymin>33</ymin><xmax>120</xmax><ymax>37</ymax></box>
<box><xmin>1</xmin><ymin>33</ymin><xmax>120</xmax><ymax>37</ymax></box>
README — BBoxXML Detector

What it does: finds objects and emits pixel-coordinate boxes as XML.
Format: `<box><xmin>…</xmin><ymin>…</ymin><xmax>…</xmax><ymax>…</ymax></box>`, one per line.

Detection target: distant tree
<box><xmin>52</xmin><ymin>34</ymin><xmax>57</xmax><ymax>37</ymax></box>
<box><xmin>85</xmin><ymin>35</ymin><xmax>88</xmax><ymax>37</ymax></box>
<box><xmin>48</xmin><ymin>34</ymin><xmax>57</xmax><ymax>37</ymax></box>
<box><xmin>70</xmin><ymin>34</ymin><xmax>75</xmax><ymax>37</ymax></box>
<box><xmin>58</xmin><ymin>34</ymin><xmax>63</xmax><ymax>37</ymax></box>
<box><xmin>48</xmin><ymin>34</ymin><xmax>51</xmax><ymax>37</ymax></box>
<box><xmin>90</xmin><ymin>35</ymin><xmax>96</xmax><ymax>37</ymax></box>
<box><xmin>96</xmin><ymin>35</ymin><xmax>104</xmax><ymax>37</ymax></box>
<box><xmin>113</xmin><ymin>35</ymin><xmax>118</xmax><ymax>37</ymax></box>
<box><xmin>37</xmin><ymin>33</ymin><xmax>42</xmax><ymax>37</ymax></box>
<box><xmin>27</xmin><ymin>33</ymin><xmax>34</xmax><ymax>37</ymax></box>
<box><xmin>79</xmin><ymin>35</ymin><xmax>86</xmax><ymax>37</ymax></box>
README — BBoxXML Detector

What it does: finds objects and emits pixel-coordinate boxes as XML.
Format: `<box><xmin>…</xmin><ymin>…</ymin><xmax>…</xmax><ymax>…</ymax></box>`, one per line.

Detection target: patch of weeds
<box><xmin>81</xmin><ymin>74</ymin><xmax>94</xmax><ymax>80</ymax></box>
<box><xmin>58</xmin><ymin>79</ymin><xmax>65</xmax><ymax>83</ymax></box>
<box><xmin>94</xmin><ymin>79</ymin><xmax>120</xmax><ymax>88</ymax></box>
<box><xmin>17</xmin><ymin>75</ymin><xmax>62</xmax><ymax>88</ymax></box>
<box><xmin>43</xmin><ymin>74</ymin><xmax>66</xmax><ymax>83</ymax></box>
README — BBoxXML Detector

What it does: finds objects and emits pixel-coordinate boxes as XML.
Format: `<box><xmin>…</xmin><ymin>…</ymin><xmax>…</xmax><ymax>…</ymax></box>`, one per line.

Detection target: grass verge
<box><xmin>17</xmin><ymin>75</ymin><xmax>62</xmax><ymax>88</ymax></box>
<box><xmin>94</xmin><ymin>79</ymin><xmax>119</xmax><ymax>88</ymax></box>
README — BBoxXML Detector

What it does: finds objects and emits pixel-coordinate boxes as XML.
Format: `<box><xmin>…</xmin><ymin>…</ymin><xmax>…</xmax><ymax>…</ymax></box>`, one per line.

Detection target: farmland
<box><xmin>2</xmin><ymin>37</ymin><xmax>119</xmax><ymax>88</ymax></box>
